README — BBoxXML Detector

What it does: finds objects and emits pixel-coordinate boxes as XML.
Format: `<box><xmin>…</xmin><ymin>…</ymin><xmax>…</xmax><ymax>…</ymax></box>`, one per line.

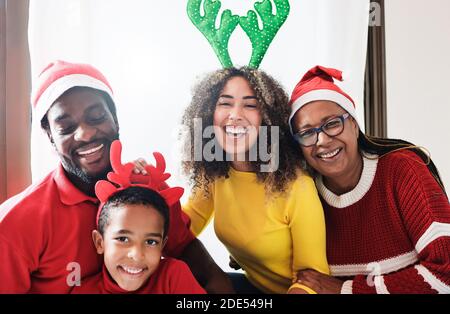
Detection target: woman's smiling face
<box><xmin>213</xmin><ymin>76</ymin><xmax>262</xmax><ymax>158</ymax></box>
<box><xmin>292</xmin><ymin>100</ymin><xmax>360</xmax><ymax>180</ymax></box>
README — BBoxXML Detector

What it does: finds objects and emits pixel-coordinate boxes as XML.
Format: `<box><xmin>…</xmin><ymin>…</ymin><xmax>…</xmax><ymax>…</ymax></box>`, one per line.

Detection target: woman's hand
<box><xmin>296</xmin><ymin>269</ymin><xmax>343</xmax><ymax>294</ymax></box>
<box><xmin>132</xmin><ymin>158</ymin><xmax>149</xmax><ymax>175</ymax></box>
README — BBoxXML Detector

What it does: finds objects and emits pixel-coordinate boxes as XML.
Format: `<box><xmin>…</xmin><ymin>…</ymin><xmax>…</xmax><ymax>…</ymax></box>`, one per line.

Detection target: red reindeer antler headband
<box><xmin>95</xmin><ymin>140</ymin><xmax>184</xmax><ymax>225</ymax></box>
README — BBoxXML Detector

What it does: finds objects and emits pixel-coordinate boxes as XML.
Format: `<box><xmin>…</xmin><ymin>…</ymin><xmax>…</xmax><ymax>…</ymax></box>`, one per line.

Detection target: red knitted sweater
<box><xmin>316</xmin><ymin>150</ymin><xmax>450</xmax><ymax>294</ymax></box>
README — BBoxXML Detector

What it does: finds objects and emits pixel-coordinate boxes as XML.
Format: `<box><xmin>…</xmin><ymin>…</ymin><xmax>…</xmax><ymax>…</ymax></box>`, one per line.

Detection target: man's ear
<box><xmin>92</xmin><ymin>230</ymin><xmax>105</xmax><ymax>255</ymax></box>
<box><xmin>48</xmin><ymin>133</ymin><xmax>55</xmax><ymax>146</ymax></box>
<box><xmin>41</xmin><ymin>115</ymin><xmax>55</xmax><ymax>145</ymax></box>
<box><xmin>44</xmin><ymin>128</ymin><xmax>56</xmax><ymax>147</ymax></box>
<box><xmin>114</xmin><ymin>118</ymin><xmax>120</xmax><ymax>134</ymax></box>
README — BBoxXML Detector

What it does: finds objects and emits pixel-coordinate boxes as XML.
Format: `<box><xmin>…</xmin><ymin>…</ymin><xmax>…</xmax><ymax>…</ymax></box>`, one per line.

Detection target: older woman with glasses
<box><xmin>288</xmin><ymin>65</ymin><xmax>450</xmax><ymax>294</ymax></box>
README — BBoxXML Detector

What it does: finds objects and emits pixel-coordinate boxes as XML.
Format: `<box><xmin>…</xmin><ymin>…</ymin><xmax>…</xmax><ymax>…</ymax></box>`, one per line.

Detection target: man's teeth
<box><xmin>78</xmin><ymin>143</ymin><xmax>104</xmax><ymax>156</ymax></box>
<box><xmin>121</xmin><ymin>266</ymin><xmax>145</xmax><ymax>274</ymax></box>
<box><xmin>318</xmin><ymin>148</ymin><xmax>340</xmax><ymax>159</ymax></box>
<box><xmin>225</xmin><ymin>126</ymin><xmax>247</xmax><ymax>135</ymax></box>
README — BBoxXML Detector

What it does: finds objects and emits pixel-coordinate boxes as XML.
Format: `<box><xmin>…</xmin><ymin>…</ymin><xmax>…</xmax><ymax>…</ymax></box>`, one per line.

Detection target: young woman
<box><xmin>180</xmin><ymin>67</ymin><xmax>329</xmax><ymax>294</ymax></box>
<box><xmin>289</xmin><ymin>65</ymin><xmax>450</xmax><ymax>294</ymax></box>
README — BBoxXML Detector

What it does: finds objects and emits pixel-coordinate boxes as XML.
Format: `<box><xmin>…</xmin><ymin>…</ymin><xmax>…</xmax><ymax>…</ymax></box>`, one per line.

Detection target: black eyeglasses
<box><xmin>293</xmin><ymin>113</ymin><xmax>350</xmax><ymax>147</ymax></box>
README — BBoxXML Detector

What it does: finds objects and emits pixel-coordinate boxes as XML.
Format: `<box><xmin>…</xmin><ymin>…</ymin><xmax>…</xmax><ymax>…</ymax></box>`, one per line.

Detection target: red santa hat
<box><xmin>288</xmin><ymin>65</ymin><xmax>360</xmax><ymax>133</ymax></box>
<box><xmin>31</xmin><ymin>60</ymin><xmax>115</xmax><ymax>123</ymax></box>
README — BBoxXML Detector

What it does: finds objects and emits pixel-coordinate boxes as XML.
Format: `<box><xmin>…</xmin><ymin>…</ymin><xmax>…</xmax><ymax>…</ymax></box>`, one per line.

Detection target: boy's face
<box><xmin>93</xmin><ymin>204</ymin><xmax>167</xmax><ymax>292</ymax></box>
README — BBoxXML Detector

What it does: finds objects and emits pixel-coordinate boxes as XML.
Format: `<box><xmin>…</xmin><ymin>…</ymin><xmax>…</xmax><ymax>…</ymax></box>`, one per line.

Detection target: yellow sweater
<box><xmin>183</xmin><ymin>168</ymin><xmax>329</xmax><ymax>293</ymax></box>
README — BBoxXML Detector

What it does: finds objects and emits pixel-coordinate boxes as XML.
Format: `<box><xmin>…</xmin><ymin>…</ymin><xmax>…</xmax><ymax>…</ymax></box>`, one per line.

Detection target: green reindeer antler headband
<box><xmin>187</xmin><ymin>0</ymin><xmax>290</xmax><ymax>68</ymax></box>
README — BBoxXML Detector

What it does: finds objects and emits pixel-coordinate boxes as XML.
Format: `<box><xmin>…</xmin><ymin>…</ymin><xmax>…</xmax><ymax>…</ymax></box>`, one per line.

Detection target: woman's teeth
<box><xmin>225</xmin><ymin>126</ymin><xmax>247</xmax><ymax>137</ymax></box>
<box><xmin>77</xmin><ymin>143</ymin><xmax>104</xmax><ymax>156</ymax></box>
<box><xmin>318</xmin><ymin>148</ymin><xmax>341</xmax><ymax>159</ymax></box>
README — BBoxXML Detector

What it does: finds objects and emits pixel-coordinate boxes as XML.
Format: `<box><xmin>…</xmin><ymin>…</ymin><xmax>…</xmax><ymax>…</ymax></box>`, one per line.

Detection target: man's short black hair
<box><xmin>97</xmin><ymin>186</ymin><xmax>170</xmax><ymax>237</ymax></box>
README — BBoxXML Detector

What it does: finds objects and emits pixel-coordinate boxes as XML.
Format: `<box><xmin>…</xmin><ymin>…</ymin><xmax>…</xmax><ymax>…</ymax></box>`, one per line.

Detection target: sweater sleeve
<box><xmin>349</xmin><ymin>151</ymin><xmax>450</xmax><ymax>294</ymax></box>
<box><xmin>288</xmin><ymin>175</ymin><xmax>330</xmax><ymax>291</ymax></box>
<box><xmin>182</xmin><ymin>187</ymin><xmax>215</xmax><ymax>237</ymax></box>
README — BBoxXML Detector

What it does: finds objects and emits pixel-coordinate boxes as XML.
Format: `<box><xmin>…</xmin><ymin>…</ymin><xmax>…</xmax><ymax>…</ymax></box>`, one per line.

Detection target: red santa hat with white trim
<box><xmin>31</xmin><ymin>60</ymin><xmax>115</xmax><ymax>124</ymax></box>
<box><xmin>288</xmin><ymin>65</ymin><xmax>360</xmax><ymax>133</ymax></box>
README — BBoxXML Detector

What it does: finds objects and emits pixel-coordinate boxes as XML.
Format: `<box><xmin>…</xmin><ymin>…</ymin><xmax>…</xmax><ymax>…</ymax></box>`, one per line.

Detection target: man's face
<box><xmin>46</xmin><ymin>87</ymin><xmax>119</xmax><ymax>183</ymax></box>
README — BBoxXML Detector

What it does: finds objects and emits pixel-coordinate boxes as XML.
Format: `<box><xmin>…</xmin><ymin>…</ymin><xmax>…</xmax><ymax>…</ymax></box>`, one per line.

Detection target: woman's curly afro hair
<box><xmin>181</xmin><ymin>67</ymin><xmax>306</xmax><ymax>195</ymax></box>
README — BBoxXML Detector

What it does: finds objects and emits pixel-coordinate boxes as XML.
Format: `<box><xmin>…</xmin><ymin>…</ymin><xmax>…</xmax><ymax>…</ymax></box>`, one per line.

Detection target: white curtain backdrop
<box><xmin>28</xmin><ymin>0</ymin><xmax>369</xmax><ymax>270</ymax></box>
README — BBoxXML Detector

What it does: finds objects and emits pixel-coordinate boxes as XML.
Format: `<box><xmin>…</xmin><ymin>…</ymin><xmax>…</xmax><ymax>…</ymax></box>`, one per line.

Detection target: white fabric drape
<box><xmin>28</xmin><ymin>0</ymin><xmax>369</xmax><ymax>269</ymax></box>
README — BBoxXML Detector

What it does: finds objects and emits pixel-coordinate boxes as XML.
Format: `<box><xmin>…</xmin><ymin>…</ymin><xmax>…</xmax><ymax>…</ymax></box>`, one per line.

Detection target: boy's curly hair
<box><xmin>180</xmin><ymin>67</ymin><xmax>306</xmax><ymax>194</ymax></box>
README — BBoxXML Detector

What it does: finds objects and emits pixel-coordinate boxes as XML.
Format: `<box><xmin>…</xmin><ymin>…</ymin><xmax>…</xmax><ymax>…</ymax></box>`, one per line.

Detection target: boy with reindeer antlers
<box><xmin>72</xmin><ymin>141</ymin><xmax>205</xmax><ymax>293</ymax></box>
<box><xmin>0</xmin><ymin>60</ymin><xmax>232</xmax><ymax>293</ymax></box>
